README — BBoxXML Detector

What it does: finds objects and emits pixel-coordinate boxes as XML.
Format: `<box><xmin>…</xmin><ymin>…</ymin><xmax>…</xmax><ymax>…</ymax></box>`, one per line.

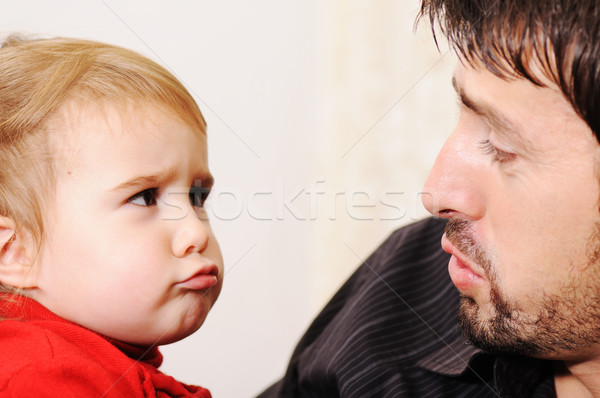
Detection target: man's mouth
<box><xmin>442</xmin><ymin>234</ymin><xmax>486</xmax><ymax>291</ymax></box>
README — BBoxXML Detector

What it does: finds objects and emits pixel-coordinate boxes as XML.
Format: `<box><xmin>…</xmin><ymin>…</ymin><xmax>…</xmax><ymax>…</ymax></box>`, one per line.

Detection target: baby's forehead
<box><xmin>46</xmin><ymin>99</ymin><xmax>207</xmax><ymax>167</ymax></box>
<box><xmin>52</xmin><ymin>98</ymin><xmax>160</xmax><ymax>129</ymax></box>
<box><xmin>48</xmin><ymin>98</ymin><xmax>199</xmax><ymax>140</ymax></box>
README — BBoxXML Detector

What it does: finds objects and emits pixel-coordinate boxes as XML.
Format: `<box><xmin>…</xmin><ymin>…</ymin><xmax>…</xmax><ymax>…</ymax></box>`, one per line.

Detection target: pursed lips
<box><xmin>441</xmin><ymin>234</ymin><xmax>486</xmax><ymax>279</ymax></box>
<box><xmin>177</xmin><ymin>264</ymin><xmax>219</xmax><ymax>290</ymax></box>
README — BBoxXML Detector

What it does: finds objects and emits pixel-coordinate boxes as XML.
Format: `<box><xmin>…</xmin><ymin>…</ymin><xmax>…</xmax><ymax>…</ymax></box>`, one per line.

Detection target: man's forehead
<box><xmin>452</xmin><ymin>62</ymin><xmax>595</xmax><ymax>151</ymax></box>
<box><xmin>451</xmin><ymin>65</ymin><xmax>527</xmax><ymax>140</ymax></box>
<box><xmin>452</xmin><ymin>61</ymin><xmax>572</xmax><ymax>113</ymax></box>
<box><xmin>453</xmin><ymin>57</ymin><xmax>564</xmax><ymax>95</ymax></box>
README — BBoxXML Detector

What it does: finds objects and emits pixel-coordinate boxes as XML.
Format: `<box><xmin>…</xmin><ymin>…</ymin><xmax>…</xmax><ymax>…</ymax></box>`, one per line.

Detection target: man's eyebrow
<box><xmin>451</xmin><ymin>76</ymin><xmax>522</xmax><ymax>136</ymax></box>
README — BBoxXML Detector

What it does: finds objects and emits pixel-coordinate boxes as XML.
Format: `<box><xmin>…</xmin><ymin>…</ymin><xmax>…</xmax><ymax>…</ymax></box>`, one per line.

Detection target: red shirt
<box><xmin>0</xmin><ymin>294</ymin><xmax>211</xmax><ymax>397</ymax></box>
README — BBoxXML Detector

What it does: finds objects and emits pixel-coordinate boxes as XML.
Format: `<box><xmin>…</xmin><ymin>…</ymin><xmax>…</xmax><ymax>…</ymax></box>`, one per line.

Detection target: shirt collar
<box><xmin>416</xmin><ymin>326</ymin><xmax>555</xmax><ymax>397</ymax></box>
<box><xmin>416</xmin><ymin>329</ymin><xmax>483</xmax><ymax>376</ymax></box>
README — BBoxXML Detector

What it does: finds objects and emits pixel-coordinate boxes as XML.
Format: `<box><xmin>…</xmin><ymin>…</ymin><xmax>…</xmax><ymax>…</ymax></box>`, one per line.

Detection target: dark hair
<box><xmin>418</xmin><ymin>0</ymin><xmax>600</xmax><ymax>140</ymax></box>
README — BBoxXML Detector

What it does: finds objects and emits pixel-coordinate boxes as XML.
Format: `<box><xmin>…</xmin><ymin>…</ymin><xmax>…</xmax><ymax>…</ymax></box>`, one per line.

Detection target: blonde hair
<box><xmin>0</xmin><ymin>35</ymin><xmax>207</xmax><ymax>290</ymax></box>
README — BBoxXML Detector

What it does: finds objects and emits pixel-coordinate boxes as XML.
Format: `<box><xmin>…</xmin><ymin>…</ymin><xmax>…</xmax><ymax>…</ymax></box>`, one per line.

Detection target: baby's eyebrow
<box><xmin>110</xmin><ymin>166</ymin><xmax>214</xmax><ymax>192</ymax></box>
<box><xmin>110</xmin><ymin>166</ymin><xmax>178</xmax><ymax>192</ymax></box>
<box><xmin>111</xmin><ymin>175</ymin><xmax>162</xmax><ymax>192</ymax></box>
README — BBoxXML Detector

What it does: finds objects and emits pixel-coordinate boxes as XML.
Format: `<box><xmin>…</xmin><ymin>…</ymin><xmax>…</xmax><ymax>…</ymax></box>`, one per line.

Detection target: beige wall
<box><xmin>2</xmin><ymin>1</ymin><xmax>457</xmax><ymax>396</ymax></box>
<box><xmin>309</xmin><ymin>1</ymin><xmax>456</xmax><ymax>309</ymax></box>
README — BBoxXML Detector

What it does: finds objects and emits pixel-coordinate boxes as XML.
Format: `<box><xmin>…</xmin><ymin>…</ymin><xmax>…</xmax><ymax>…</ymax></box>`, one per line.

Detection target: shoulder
<box><xmin>296</xmin><ymin>218</ymin><xmax>451</xmax><ymax>337</ymax></box>
<box><xmin>327</xmin><ymin>217</ymin><xmax>450</xmax><ymax>317</ymax></box>
<box><xmin>331</xmin><ymin>217</ymin><xmax>452</xmax><ymax>329</ymax></box>
<box><xmin>0</xmin><ymin>320</ymin><xmax>145</xmax><ymax>397</ymax></box>
<box><xmin>366</xmin><ymin>217</ymin><xmax>448</xmax><ymax>273</ymax></box>
<box><xmin>0</xmin><ymin>319</ymin><xmax>82</xmax><ymax>370</ymax></box>
<box><xmin>266</xmin><ymin>218</ymin><xmax>463</xmax><ymax>397</ymax></box>
<box><xmin>0</xmin><ymin>317</ymin><xmax>115</xmax><ymax>362</ymax></box>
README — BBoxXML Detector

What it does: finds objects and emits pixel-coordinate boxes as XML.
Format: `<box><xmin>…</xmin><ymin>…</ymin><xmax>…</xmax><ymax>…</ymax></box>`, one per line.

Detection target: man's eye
<box><xmin>189</xmin><ymin>186</ymin><xmax>211</xmax><ymax>208</ymax></box>
<box><xmin>479</xmin><ymin>139</ymin><xmax>516</xmax><ymax>164</ymax></box>
<box><xmin>128</xmin><ymin>188</ymin><xmax>159</xmax><ymax>207</ymax></box>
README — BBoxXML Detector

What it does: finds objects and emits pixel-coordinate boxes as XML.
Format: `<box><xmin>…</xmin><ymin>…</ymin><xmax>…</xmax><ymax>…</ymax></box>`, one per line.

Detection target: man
<box><xmin>260</xmin><ymin>0</ymin><xmax>600</xmax><ymax>396</ymax></box>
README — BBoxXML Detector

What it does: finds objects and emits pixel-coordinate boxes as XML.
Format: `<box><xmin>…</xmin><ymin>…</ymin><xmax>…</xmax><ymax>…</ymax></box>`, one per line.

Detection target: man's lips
<box><xmin>441</xmin><ymin>234</ymin><xmax>485</xmax><ymax>291</ymax></box>
<box><xmin>177</xmin><ymin>265</ymin><xmax>219</xmax><ymax>290</ymax></box>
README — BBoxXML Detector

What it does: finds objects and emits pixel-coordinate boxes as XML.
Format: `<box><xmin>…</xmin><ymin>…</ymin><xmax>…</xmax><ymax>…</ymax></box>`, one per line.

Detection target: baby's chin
<box><xmin>105</xmin><ymin>287</ymin><xmax>222</xmax><ymax>346</ymax></box>
<box><xmin>110</xmin><ymin>306</ymin><xmax>215</xmax><ymax>346</ymax></box>
<box><xmin>117</xmin><ymin>321</ymin><xmax>207</xmax><ymax>347</ymax></box>
<box><xmin>159</xmin><ymin>320</ymin><xmax>208</xmax><ymax>346</ymax></box>
<box><xmin>161</xmin><ymin>301</ymin><xmax>218</xmax><ymax>346</ymax></box>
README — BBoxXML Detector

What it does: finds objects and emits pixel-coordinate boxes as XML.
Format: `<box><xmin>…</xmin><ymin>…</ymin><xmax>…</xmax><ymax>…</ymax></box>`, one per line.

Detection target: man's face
<box><xmin>423</xmin><ymin>62</ymin><xmax>600</xmax><ymax>359</ymax></box>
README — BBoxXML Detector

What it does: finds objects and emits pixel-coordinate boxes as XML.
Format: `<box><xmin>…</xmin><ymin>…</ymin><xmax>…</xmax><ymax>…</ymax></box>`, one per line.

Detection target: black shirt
<box><xmin>259</xmin><ymin>218</ymin><xmax>556</xmax><ymax>397</ymax></box>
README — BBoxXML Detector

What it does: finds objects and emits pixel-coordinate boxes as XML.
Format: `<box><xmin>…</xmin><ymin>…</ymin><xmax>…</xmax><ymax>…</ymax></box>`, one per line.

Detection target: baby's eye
<box><xmin>189</xmin><ymin>186</ymin><xmax>211</xmax><ymax>208</ymax></box>
<box><xmin>128</xmin><ymin>188</ymin><xmax>159</xmax><ymax>207</ymax></box>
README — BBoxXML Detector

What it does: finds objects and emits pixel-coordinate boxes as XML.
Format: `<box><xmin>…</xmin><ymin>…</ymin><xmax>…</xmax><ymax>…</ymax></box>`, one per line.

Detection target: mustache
<box><xmin>445</xmin><ymin>219</ymin><xmax>491</xmax><ymax>273</ymax></box>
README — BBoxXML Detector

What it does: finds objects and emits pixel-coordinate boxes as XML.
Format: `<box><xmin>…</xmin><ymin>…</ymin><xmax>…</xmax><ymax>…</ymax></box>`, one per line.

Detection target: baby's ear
<box><xmin>0</xmin><ymin>217</ymin><xmax>37</xmax><ymax>289</ymax></box>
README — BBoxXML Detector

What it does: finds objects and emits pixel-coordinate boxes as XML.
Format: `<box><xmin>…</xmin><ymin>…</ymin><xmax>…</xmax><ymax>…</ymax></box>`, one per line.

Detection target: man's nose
<box><xmin>422</xmin><ymin>125</ymin><xmax>486</xmax><ymax>221</ymax></box>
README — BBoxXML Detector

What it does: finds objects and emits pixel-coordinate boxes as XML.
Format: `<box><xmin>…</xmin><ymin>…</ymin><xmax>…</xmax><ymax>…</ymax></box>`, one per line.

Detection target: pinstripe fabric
<box><xmin>259</xmin><ymin>218</ymin><xmax>555</xmax><ymax>398</ymax></box>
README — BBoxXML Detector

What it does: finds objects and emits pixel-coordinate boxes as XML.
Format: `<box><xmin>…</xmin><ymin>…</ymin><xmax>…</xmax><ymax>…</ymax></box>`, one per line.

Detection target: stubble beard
<box><xmin>447</xmin><ymin>219</ymin><xmax>600</xmax><ymax>357</ymax></box>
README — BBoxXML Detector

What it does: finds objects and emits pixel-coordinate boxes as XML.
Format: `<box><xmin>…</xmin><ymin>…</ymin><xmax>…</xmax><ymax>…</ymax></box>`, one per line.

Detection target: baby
<box><xmin>0</xmin><ymin>35</ymin><xmax>223</xmax><ymax>397</ymax></box>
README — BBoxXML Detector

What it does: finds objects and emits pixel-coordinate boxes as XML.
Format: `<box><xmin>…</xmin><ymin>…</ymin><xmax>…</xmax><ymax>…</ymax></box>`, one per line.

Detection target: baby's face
<box><xmin>31</xmin><ymin>102</ymin><xmax>223</xmax><ymax>345</ymax></box>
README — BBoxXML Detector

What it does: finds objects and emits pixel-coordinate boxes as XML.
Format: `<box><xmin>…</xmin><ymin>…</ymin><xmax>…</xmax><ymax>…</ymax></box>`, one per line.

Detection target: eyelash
<box><xmin>128</xmin><ymin>188</ymin><xmax>158</xmax><ymax>207</ymax></box>
<box><xmin>479</xmin><ymin>139</ymin><xmax>516</xmax><ymax>164</ymax></box>
<box><xmin>189</xmin><ymin>186</ymin><xmax>211</xmax><ymax>208</ymax></box>
<box><xmin>127</xmin><ymin>186</ymin><xmax>211</xmax><ymax>208</ymax></box>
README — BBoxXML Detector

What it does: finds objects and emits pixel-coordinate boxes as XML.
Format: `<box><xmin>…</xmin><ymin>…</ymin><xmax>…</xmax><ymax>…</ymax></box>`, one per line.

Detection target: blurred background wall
<box><xmin>1</xmin><ymin>1</ymin><xmax>456</xmax><ymax>396</ymax></box>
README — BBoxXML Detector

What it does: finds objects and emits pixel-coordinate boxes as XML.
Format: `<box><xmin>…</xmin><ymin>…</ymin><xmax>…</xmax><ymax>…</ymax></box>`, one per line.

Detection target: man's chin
<box><xmin>457</xmin><ymin>296</ymin><xmax>515</xmax><ymax>354</ymax></box>
<box><xmin>457</xmin><ymin>296</ymin><xmax>552</xmax><ymax>357</ymax></box>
